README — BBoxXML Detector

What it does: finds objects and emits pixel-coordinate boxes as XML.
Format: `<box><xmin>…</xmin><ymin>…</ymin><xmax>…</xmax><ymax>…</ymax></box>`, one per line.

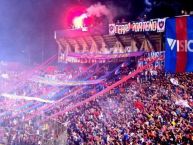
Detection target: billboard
<box><xmin>109</xmin><ymin>18</ymin><xmax>166</xmax><ymax>35</ymax></box>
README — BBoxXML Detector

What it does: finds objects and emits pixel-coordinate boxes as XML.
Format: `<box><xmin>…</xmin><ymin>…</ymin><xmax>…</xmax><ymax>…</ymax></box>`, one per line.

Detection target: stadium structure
<box><xmin>0</xmin><ymin>14</ymin><xmax>192</xmax><ymax>145</ymax></box>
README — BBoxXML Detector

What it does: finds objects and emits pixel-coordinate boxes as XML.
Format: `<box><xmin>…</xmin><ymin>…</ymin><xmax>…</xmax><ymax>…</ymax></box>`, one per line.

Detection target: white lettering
<box><xmin>188</xmin><ymin>40</ymin><xmax>193</xmax><ymax>52</ymax></box>
<box><xmin>167</xmin><ymin>38</ymin><xmax>193</xmax><ymax>52</ymax></box>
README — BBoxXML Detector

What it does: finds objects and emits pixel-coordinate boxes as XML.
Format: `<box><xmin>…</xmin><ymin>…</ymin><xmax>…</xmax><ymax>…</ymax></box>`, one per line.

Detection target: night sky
<box><xmin>0</xmin><ymin>0</ymin><xmax>192</xmax><ymax>64</ymax></box>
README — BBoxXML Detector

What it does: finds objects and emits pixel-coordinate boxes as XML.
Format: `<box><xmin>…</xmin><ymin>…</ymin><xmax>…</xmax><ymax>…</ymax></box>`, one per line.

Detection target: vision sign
<box><xmin>167</xmin><ymin>38</ymin><xmax>193</xmax><ymax>52</ymax></box>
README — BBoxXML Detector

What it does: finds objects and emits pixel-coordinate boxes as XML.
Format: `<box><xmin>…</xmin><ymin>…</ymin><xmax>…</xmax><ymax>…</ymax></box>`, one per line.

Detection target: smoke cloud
<box><xmin>72</xmin><ymin>2</ymin><xmax>125</xmax><ymax>28</ymax></box>
<box><xmin>144</xmin><ymin>0</ymin><xmax>153</xmax><ymax>12</ymax></box>
<box><xmin>145</xmin><ymin>0</ymin><xmax>152</xmax><ymax>6</ymax></box>
<box><xmin>87</xmin><ymin>3</ymin><xmax>111</xmax><ymax>18</ymax></box>
<box><xmin>86</xmin><ymin>2</ymin><xmax>124</xmax><ymax>23</ymax></box>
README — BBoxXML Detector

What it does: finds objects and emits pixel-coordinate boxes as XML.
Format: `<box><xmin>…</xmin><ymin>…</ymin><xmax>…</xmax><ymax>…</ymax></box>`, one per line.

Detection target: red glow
<box><xmin>63</xmin><ymin>5</ymin><xmax>94</xmax><ymax>29</ymax></box>
<box><xmin>63</xmin><ymin>5</ymin><xmax>86</xmax><ymax>28</ymax></box>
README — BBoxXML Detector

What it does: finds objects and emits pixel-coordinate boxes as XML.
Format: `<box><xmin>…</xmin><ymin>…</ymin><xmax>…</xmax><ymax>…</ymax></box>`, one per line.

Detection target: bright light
<box><xmin>1</xmin><ymin>73</ymin><xmax>9</xmax><ymax>79</ymax></box>
<box><xmin>73</xmin><ymin>13</ymin><xmax>88</xmax><ymax>28</ymax></box>
<box><xmin>63</xmin><ymin>5</ymin><xmax>94</xmax><ymax>29</ymax></box>
<box><xmin>1</xmin><ymin>93</ymin><xmax>54</xmax><ymax>103</ymax></box>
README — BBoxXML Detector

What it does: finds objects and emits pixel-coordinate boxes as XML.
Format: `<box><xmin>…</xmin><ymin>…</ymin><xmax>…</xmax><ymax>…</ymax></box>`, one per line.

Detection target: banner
<box><xmin>165</xmin><ymin>16</ymin><xmax>193</xmax><ymax>72</ymax></box>
<box><xmin>137</xmin><ymin>51</ymin><xmax>164</xmax><ymax>69</ymax></box>
<box><xmin>109</xmin><ymin>18</ymin><xmax>166</xmax><ymax>35</ymax></box>
<box><xmin>1</xmin><ymin>93</ymin><xmax>53</xmax><ymax>103</ymax></box>
<box><xmin>30</xmin><ymin>76</ymin><xmax>104</xmax><ymax>86</ymax></box>
<box><xmin>59</xmin><ymin>52</ymin><xmax>144</xmax><ymax>63</ymax></box>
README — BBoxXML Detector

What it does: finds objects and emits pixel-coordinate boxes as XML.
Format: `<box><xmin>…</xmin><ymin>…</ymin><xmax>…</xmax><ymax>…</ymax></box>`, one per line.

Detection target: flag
<box><xmin>165</xmin><ymin>16</ymin><xmax>193</xmax><ymax>72</ymax></box>
<box><xmin>134</xmin><ymin>101</ymin><xmax>144</xmax><ymax>110</ymax></box>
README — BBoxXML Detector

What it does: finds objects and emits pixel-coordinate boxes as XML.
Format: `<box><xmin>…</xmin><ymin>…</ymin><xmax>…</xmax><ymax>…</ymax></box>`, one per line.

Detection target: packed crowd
<box><xmin>0</xmin><ymin>60</ymin><xmax>133</xmax><ymax>144</ymax></box>
<box><xmin>0</xmin><ymin>63</ymin><xmax>98</xmax><ymax>115</ymax></box>
<box><xmin>64</xmin><ymin>71</ymin><xmax>193</xmax><ymax>144</ymax></box>
<box><xmin>0</xmin><ymin>54</ymin><xmax>192</xmax><ymax>145</ymax></box>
